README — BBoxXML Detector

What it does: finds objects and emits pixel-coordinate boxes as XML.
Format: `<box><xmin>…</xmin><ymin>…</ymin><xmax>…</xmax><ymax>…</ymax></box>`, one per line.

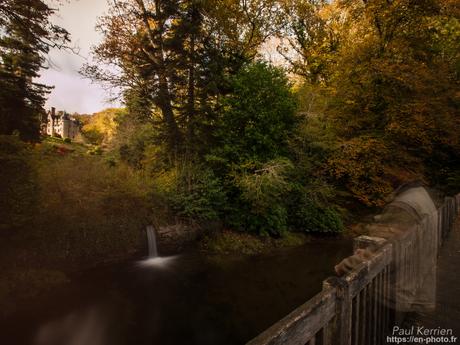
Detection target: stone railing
<box><xmin>247</xmin><ymin>192</ymin><xmax>460</xmax><ymax>345</ymax></box>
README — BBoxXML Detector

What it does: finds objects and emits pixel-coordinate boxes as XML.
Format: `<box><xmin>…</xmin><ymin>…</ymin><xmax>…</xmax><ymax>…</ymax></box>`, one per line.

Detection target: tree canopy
<box><xmin>0</xmin><ymin>0</ymin><xmax>70</xmax><ymax>140</ymax></box>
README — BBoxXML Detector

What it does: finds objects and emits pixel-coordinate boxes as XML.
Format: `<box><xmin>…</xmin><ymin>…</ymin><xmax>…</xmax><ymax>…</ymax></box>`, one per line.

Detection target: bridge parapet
<box><xmin>247</xmin><ymin>191</ymin><xmax>460</xmax><ymax>345</ymax></box>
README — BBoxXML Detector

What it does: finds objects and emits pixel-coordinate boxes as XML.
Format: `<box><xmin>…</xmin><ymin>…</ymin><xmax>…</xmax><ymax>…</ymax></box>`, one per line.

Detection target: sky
<box><xmin>38</xmin><ymin>0</ymin><xmax>119</xmax><ymax>114</ymax></box>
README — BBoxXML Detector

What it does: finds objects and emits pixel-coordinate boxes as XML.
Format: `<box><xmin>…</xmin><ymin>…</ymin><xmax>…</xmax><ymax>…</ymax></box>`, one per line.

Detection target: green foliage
<box><xmin>214</xmin><ymin>62</ymin><xmax>297</xmax><ymax>165</ymax></box>
<box><xmin>289</xmin><ymin>191</ymin><xmax>343</xmax><ymax>233</ymax></box>
<box><xmin>229</xmin><ymin>158</ymin><xmax>293</xmax><ymax>236</ymax></box>
<box><xmin>85</xmin><ymin>0</ymin><xmax>279</xmax><ymax>151</ymax></box>
<box><xmin>117</xmin><ymin>122</ymin><xmax>157</xmax><ymax>168</ymax></box>
<box><xmin>83</xmin><ymin>3</ymin><xmax>348</xmax><ymax>237</ymax></box>
<box><xmin>113</xmin><ymin>62</ymin><xmax>339</xmax><ymax>236</ymax></box>
<box><xmin>207</xmin><ymin>63</ymin><xmax>301</xmax><ymax>235</ymax></box>
<box><xmin>236</xmin><ymin>158</ymin><xmax>294</xmax><ymax>211</ymax></box>
<box><xmin>207</xmin><ymin>62</ymin><xmax>344</xmax><ymax>235</ymax></box>
<box><xmin>0</xmin><ymin>135</ymin><xmax>37</xmax><ymax>231</ymax></box>
<box><xmin>30</xmin><ymin>154</ymin><xmax>153</xmax><ymax>262</ymax></box>
<box><xmin>154</xmin><ymin>163</ymin><xmax>227</xmax><ymax>221</ymax></box>
<box><xmin>82</xmin><ymin>128</ymin><xmax>104</xmax><ymax>145</ymax></box>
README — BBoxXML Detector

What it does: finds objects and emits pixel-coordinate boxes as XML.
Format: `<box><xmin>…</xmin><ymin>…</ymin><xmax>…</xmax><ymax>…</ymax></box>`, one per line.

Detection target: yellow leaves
<box><xmin>153</xmin><ymin>167</ymin><xmax>180</xmax><ymax>194</ymax></box>
<box><xmin>82</xmin><ymin>108</ymin><xmax>123</xmax><ymax>145</ymax></box>
<box><xmin>326</xmin><ymin>136</ymin><xmax>394</xmax><ymax>206</ymax></box>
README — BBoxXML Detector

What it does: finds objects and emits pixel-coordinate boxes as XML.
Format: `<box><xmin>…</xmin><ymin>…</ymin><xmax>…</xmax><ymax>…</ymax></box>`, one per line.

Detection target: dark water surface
<box><xmin>1</xmin><ymin>238</ymin><xmax>352</xmax><ymax>345</ymax></box>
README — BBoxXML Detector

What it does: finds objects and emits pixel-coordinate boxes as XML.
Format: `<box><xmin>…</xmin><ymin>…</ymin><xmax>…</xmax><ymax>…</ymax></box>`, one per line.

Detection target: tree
<box><xmin>84</xmin><ymin>0</ymin><xmax>278</xmax><ymax>154</ymax></box>
<box><xmin>271</xmin><ymin>0</ymin><xmax>459</xmax><ymax>204</ymax></box>
<box><xmin>325</xmin><ymin>0</ymin><xmax>460</xmax><ymax>204</ymax></box>
<box><xmin>81</xmin><ymin>108</ymin><xmax>123</xmax><ymax>145</ymax></box>
<box><xmin>208</xmin><ymin>62</ymin><xmax>299</xmax><ymax>235</ymax></box>
<box><xmin>0</xmin><ymin>0</ymin><xmax>69</xmax><ymax>140</ymax></box>
<box><xmin>276</xmin><ymin>0</ymin><xmax>342</xmax><ymax>84</ymax></box>
<box><xmin>211</xmin><ymin>62</ymin><xmax>297</xmax><ymax>166</ymax></box>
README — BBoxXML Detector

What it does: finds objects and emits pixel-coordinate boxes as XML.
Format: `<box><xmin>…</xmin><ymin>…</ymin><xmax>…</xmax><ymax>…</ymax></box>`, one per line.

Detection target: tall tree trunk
<box><xmin>186</xmin><ymin>31</ymin><xmax>196</xmax><ymax>142</ymax></box>
<box><xmin>158</xmin><ymin>73</ymin><xmax>181</xmax><ymax>148</ymax></box>
<box><xmin>135</xmin><ymin>0</ymin><xmax>181</xmax><ymax>150</ymax></box>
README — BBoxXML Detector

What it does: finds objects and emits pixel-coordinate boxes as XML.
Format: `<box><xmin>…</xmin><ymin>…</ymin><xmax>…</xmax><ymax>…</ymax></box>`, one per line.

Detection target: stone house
<box><xmin>42</xmin><ymin>107</ymin><xmax>80</xmax><ymax>139</ymax></box>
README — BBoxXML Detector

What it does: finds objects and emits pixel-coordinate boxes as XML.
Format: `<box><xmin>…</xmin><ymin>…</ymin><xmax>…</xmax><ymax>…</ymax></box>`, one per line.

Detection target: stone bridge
<box><xmin>247</xmin><ymin>187</ymin><xmax>460</xmax><ymax>345</ymax></box>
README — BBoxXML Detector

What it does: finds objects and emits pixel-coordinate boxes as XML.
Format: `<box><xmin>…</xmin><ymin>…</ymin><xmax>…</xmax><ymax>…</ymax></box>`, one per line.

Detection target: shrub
<box><xmin>63</xmin><ymin>137</ymin><xmax>71</xmax><ymax>143</ymax></box>
<box><xmin>27</xmin><ymin>155</ymin><xmax>153</xmax><ymax>264</ymax></box>
<box><xmin>82</xmin><ymin>128</ymin><xmax>103</xmax><ymax>145</ymax></box>
<box><xmin>81</xmin><ymin>108</ymin><xmax>121</xmax><ymax>145</ymax></box>
<box><xmin>0</xmin><ymin>135</ymin><xmax>37</xmax><ymax>231</ymax></box>
<box><xmin>154</xmin><ymin>163</ymin><xmax>227</xmax><ymax>221</ymax></box>
<box><xmin>88</xmin><ymin>146</ymin><xmax>103</xmax><ymax>155</ymax></box>
<box><xmin>116</xmin><ymin>122</ymin><xmax>156</xmax><ymax>169</ymax></box>
<box><xmin>210</xmin><ymin>62</ymin><xmax>299</xmax><ymax>235</ymax></box>
<box><xmin>289</xmin><ymin>193</ymin><xmax>343</xmax><ymax>233</ymax></box>
<box><xmin>213</xmin><ymin>61</ymin><xmax>297</xmax><ymax>165</ymax></box>
<box><xmin>228</xmin><ymin>158</ymin><xmax>294</xmax><ymax>236</ymax></box>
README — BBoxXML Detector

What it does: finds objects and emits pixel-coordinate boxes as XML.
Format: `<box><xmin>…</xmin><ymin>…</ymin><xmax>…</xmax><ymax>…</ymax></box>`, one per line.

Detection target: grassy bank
<box><xmin>0</xmin><ymin>135</ymin><xmax>155</xmax><ymax>317</ymax></box>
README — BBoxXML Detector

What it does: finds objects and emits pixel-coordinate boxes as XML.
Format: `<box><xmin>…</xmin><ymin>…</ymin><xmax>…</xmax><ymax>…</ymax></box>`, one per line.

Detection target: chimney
<box><xmin>51</xmin><ymin>107</ymin><xmax>56</xmax><ymax>117</ymax></box>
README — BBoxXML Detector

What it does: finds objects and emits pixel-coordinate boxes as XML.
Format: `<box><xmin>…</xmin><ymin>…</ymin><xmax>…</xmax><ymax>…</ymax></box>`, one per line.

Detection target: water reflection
<box><xmin>136</xmin><ymin>255</ymin><xmax>178</xmax><ymax>269</ymax></box>
<box><xmin>35</xmin><ymin>307</ymin><xmax>108</xmax><ymax>345</ymax></box>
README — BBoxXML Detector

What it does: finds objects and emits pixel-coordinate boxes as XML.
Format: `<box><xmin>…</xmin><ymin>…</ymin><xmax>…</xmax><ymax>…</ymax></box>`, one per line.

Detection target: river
<box><xmin>1</xmin><ymin>237</ymin><xmax>351</xmax><ymax>345</ymax></box>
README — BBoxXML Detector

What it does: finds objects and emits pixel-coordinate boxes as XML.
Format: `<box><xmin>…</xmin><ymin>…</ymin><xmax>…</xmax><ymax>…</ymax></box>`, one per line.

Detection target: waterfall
<box><xmin>139</xmin><ymin>225</ymin><xmax>176</xmax><ymax>268</ymax></box>
<box><xmin>146</xmin><ymin>225</ymin><xmax>158</xmax><ymax>258</ymax></box>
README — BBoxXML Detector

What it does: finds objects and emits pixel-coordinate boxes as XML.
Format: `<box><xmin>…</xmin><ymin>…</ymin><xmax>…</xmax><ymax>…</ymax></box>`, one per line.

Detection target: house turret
<box><xmin>43</xmin><ymin>107</ymin><xmax>80</xmax><ymax>140</ymax></box>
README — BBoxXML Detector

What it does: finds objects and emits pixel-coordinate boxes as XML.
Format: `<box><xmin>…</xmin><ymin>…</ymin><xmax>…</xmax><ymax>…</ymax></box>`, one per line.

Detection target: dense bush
<box><xmin>0</xmin><ymin>142</ymin><xmax>155</xmax><ymax>268</ymax></box>
<box><xmin>81</xmin><ymin>128</ymin><xmax>103</xmax><ymax>145</ymax></box>
<box><xmin>326</xmin><ymin>137</ymin><xmax>396</xmax><ymax>206</ymax></box>
<box><xmin>153</xmin><ymin>163</ymin><xmax>227</xmax><ymax>221</ymax></box>
<box><xmin>213</xmin><ymin>62</ymin><xmax>297</xmax><ymax>165</ymax></box>
<box><xmin>289</xmin><ymin>191</ymin><xmax>343</xmax><ymax>233</ymax></box>
<box><xmin>31</xmin><ymin>154</ymin><xmax>153</xmax><ymax>263</ymax></box>
<box><xmin>207</xmin><ymin>63</ymin><xmax>298</xmax><ymax>235</ymax></box>
<box><xmin>202</xmin><ymin>62</ymin><xmax>343</xmax><ymax>235</ymax></box>
<box><xmin>228</xmin><ymin>158</ymin><xmax>293</xmax><ymax>236</ymax></box>
<box><xmin>0</xmin><ymin>135</ymin><xmax>37</xmax><ymax>232</ymax></box>
<box><xmin>115</xmin><ymin>118</ymin><xmax>157</xmax><ymax>169</ymax></box>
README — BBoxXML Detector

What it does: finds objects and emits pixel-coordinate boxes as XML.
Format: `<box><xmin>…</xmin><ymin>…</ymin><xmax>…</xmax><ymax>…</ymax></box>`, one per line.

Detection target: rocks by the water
<box><xmin>156</xmin><ymin>220</ymin><xmax>222</xmax><ymax>254</ymax></box>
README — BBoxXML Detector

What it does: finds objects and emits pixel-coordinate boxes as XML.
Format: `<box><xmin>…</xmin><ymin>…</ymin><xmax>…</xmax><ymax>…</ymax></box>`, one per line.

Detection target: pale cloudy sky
<box><xmin>38</xmin><ymin>0</ymin><xmax>119</xmax><ymax>114</ymax></box>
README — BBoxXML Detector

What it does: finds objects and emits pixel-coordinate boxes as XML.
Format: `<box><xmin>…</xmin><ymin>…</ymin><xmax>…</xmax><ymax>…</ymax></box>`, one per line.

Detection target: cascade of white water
<box><xmin>146</xmin><ymin>225</ymin><xmax>158</xmax><ymax>258</ymax></box>
<box><xmin>139</xmin><ymin>225</ymin><xmax>176</xmax><ymax>268</ymax></box>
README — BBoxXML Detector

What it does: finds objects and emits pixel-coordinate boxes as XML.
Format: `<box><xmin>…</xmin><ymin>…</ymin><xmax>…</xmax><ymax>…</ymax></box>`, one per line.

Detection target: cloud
<box><xmin>38</xmin><ymin>0</ymin><xmax>120</xmax><ymax>114</ymax></box>
<box><xmin>40</xmin><ymin>69</ymin><xmax>118</xmax><ymax>114</ymax></box>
